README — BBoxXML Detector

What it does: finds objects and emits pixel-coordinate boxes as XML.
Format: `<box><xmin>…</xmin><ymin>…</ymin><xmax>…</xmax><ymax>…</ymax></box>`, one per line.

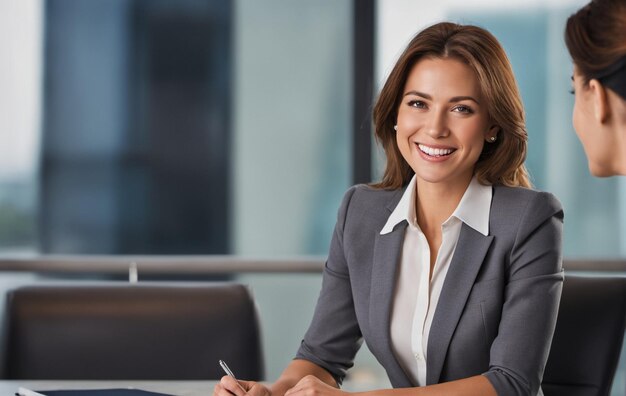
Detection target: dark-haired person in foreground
<box><xmin>566</xmin><ymin>0</ymin><xmax>626</xmax><ymax>176</ymax></box>
<box><xmin>215</xmin><ymin>22</ymin><xmax>564</xmax><ymax>396</ymax></box>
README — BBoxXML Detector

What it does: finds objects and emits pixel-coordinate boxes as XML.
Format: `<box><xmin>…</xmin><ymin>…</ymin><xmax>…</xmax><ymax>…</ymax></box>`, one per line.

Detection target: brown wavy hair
<box><xmin>565</xmin><ymin>0</ymin><xmax>626</xmax><ymax>84</ymax></box>
<box><xmin>372</xmin><ymin>22</ymin><xmax>530</xmax><ymax>189</ymax></box>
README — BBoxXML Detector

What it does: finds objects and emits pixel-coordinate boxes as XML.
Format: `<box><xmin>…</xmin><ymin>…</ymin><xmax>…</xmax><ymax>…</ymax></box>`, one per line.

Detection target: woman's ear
<box><xmin>589</xmin><ymin>79</ymin><xmax>610</xmax><ymax>123</ymax></box>
<box><xmin>486</xmin><ymin>125</ymin><xmax>500</xmax><ymax>141</ymax></box>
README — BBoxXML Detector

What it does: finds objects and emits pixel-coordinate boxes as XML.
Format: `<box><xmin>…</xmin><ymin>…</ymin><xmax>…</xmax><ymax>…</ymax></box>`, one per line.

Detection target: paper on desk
<box><xmin>16</xmin><ymin>388</ymin><xmax>173</xmax><ymax>396</ymax></box>
<box><xmin>18</xmin><ymin>387</ymin><xmax>47</xmax><ymax>396</ymax></box>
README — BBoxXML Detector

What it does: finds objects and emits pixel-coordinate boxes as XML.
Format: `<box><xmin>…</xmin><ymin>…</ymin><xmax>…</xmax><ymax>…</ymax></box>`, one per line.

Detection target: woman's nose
<box><xmin>424</xmin><ymin>110</ymin><xmax>449</xmax><ymax>138</ymax></box>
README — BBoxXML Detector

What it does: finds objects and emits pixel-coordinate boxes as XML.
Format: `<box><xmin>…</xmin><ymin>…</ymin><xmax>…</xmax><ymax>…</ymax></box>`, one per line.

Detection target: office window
<box><xmin>0</xmin><ymin>0</ymin><xmax>352</xmax><ymax>256</ymax></box>
<box><xmin>233</xmin><ymin>0</ymin><xmax>352</xmax><ymax>255</ymax></box>
<box><xmin>0</xmin><ymin>0</ymin><xmax>42</xmax><ymax>254</ymax></box>
<box><xmin>4</xmin><ymin>1</ymin><xmax>624</xmax><ymax>257</ymax></box>
<box><xmin>40</xmin><ymin>0</ymin><xmax>231</xmax><ymax>254</ymax></box>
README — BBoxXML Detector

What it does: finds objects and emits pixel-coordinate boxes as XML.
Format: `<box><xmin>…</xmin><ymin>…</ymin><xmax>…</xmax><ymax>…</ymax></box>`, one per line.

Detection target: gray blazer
<box><xmin>296</xmin><ymin>183</ymin><xmax>564</xmax><ymax>396</ymax></box>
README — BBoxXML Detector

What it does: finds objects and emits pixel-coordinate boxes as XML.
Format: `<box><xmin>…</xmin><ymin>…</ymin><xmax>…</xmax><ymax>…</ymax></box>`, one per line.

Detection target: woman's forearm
<box><xmin>275</xmin><ymin>372</ymin><xmax>497</xmax><ymax>396</ymax></box>
<box><xmin>270</xmin><ymin>359</ymin><xmax>339</xmax><ymax>396</ymax></box>
<box><xmin>354</xmin><ymin>375</ymin><xmax>496</xmax><ymax>396</ymax></box>
<box><xmin>415</xmin><ymin>375</ymin><xmax>497</xmax><ymax>396</ymax></box>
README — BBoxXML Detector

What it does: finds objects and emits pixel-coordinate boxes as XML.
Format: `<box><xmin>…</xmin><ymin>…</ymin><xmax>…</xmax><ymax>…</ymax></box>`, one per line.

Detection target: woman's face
<box><xmin>572</xmin><ymin>67</ymin><xmax>617</xmax><ymax>176</ymax></box>
<box><xmin>396</xmin><ymin>57</ymin><xmax>495</xmax><ymax>191</ymax></box>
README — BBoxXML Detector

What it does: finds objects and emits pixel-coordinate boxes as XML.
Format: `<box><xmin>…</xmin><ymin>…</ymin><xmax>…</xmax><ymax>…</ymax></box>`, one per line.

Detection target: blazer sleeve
<box><xmin>295</xmin><ymin>186</ymin><xmax>364</xmax><ymax>385</ymax></box>
<box><xmin>483</xmin><ymin>191</ymin><xmax>564</xmax><ymax>395</ymax></box>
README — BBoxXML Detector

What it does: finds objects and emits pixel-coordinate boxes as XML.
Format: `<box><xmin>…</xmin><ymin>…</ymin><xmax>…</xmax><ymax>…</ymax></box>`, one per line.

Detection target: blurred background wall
<box><xmin>4</xmin><ymin>0</ymin><xmax>624</xmax><ymax>259</ymax></box>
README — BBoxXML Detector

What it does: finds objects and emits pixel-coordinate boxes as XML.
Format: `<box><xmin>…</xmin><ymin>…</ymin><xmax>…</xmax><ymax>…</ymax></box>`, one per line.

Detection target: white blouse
<box><xmin>381</xmin><ymin>175</ymin><xmax>492</xmax><ymax>386</ymax></box>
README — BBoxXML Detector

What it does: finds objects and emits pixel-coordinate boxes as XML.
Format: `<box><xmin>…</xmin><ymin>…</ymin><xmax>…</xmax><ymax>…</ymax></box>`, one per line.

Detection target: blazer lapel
<box><xmin>369</xmin><ymin>221</ymin><xmax>413</xmax><ymax>388</ymax></box>
<box><xmin>426</xmin><ymin>224</ymin><xmax>494</xmax><ymax>385</ymax></box>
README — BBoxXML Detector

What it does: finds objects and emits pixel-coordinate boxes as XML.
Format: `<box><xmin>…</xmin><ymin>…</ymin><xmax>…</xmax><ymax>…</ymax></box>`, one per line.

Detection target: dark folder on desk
<box><xmin>22</xmin><ymin>389</ymin><xmax>173</xmax><ymax>396</ymax></box>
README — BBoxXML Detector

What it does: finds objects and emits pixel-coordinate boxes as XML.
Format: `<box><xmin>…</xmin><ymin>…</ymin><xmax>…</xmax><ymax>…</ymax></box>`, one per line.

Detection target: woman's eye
<box><xmin>408</xmin><ymin>100</ymin><xmax>426</xmax><ymax>109</ymax></box>
<box><xmin>453</xmin><ymin>105</ymin><xmax>473</xmax><ymax>114</ymax></box>
<box><xmin>569</xmin><ymin>88</ymin><xmax>575</xmax><ymax>95</ymax></box>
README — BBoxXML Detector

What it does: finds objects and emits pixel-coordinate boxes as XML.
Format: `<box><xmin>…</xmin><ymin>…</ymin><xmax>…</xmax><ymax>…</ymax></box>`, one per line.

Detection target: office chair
<box><xmin>542</xmin><ymin>275</ymin><xmax>626</xmax><ymax>396</ymax></box>
<box><xmin>3</xmin><ymin>282</ymin><xmax>264</xmax><ymax>380</ymax></box>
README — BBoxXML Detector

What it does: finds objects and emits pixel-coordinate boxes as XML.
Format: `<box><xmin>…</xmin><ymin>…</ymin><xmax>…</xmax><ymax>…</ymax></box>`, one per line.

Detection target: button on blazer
<box><xmin>296</xmin><ymin>183</ymin><xmax>564</xmax><ymax>396</ymax></box>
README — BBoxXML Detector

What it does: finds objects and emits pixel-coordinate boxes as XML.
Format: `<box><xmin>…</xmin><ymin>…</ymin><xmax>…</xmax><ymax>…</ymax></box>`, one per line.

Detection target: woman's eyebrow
<box><xmin>449</xmin><ymin>96</ymin><xmax>480</xmax><ymax>104</ymax></box>
<box><xmin>403</xmin><ymin>90</ymin><xmax>480</xmax><ymax>105</ymax></box>
<box><xmin>403</xmin><ymin>90</ymin><xmax>431</xmax><ymax>99</ymax></box>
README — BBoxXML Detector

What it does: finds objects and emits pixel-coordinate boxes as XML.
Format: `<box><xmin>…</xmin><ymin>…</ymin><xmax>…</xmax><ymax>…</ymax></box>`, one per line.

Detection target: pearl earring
<box><xmin>489</xmin><ymin>136</ymin><xmax>496</xmax><ymax>142</ymax></box>
<box><xmin>393</xmin><ymin>125</ymin><xmax>398</xmax><ymax>131</ymax></box>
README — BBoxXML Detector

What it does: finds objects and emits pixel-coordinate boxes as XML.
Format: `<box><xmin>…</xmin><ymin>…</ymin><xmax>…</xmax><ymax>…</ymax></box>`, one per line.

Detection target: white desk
<box><xmin>1</xmin><ymin>379</ymin><xmax>386</xmax><ymax>395</ymax></box>
<box><xmin>1</xmin><ymin>380</ymin><xmax>216</xmax><ymax>395</ymax></box>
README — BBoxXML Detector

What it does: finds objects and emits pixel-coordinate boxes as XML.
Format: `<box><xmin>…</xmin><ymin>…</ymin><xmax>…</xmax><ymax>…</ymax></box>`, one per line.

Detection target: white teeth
<box><xmin>418</xmin><ymin>144</ymin><xmax>453</xmax><ymax>157</ymax></box>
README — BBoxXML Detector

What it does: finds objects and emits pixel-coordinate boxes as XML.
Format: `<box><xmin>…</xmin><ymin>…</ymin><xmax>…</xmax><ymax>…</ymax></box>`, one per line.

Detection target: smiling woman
<box><xmin>394</xmin><ymin>58</ymin><xmax>496</xmax><ymax>194</ymax></box>
<box><xmin>214</xmin><ymin>22</ymin><xmax>564</xmax><ymax>396</ymax></box>
<box><xmin>373</xmin><ymin>24</ymin><xmax>530</xmax><ymax>191</ymax></box>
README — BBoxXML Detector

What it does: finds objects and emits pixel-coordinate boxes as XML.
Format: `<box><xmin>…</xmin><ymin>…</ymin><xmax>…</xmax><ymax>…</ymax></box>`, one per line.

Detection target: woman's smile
<box><xmin>416</xmin><ymin>143</ymin><xmax>456</xmax><ymax>159</ymax></box>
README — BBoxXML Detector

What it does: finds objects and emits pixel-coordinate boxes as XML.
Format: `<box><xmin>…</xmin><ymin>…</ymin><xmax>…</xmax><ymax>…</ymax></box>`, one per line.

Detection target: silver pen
<box><xmin>219</xmin><ymin>359</ymin><xmax>247</xmax><ymax>393</ymax></box>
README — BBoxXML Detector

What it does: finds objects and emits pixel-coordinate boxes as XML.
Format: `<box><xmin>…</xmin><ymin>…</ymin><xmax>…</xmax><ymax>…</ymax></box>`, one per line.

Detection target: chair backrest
<box><xmin>542</xmin><ymin>275</ymin><xmax>626</xmax><ymax>396</ymax></box>
<box><xmin>3</xmin><ymin>282</ymin><xmax>263</xmax><ymax>380</ymax></box>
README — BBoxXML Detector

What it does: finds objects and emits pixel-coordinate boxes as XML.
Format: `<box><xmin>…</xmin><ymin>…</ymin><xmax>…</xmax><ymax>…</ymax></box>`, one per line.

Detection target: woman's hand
<box><xmin>213</xmin><ymin>375</ymin><xmax>272</xmax><ymax>396</ymax></box>
<box><xmin>284</xmin><ymin>375</ymin><xmax>348</xmax><ymax>396</ymax></box>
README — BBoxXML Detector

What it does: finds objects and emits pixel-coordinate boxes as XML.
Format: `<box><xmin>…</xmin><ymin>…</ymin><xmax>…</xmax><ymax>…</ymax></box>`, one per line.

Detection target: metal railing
<box><xmin>0</xmin><ymin>256</ymin><xmax>624</xmax><ymax>276</ymax></box>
